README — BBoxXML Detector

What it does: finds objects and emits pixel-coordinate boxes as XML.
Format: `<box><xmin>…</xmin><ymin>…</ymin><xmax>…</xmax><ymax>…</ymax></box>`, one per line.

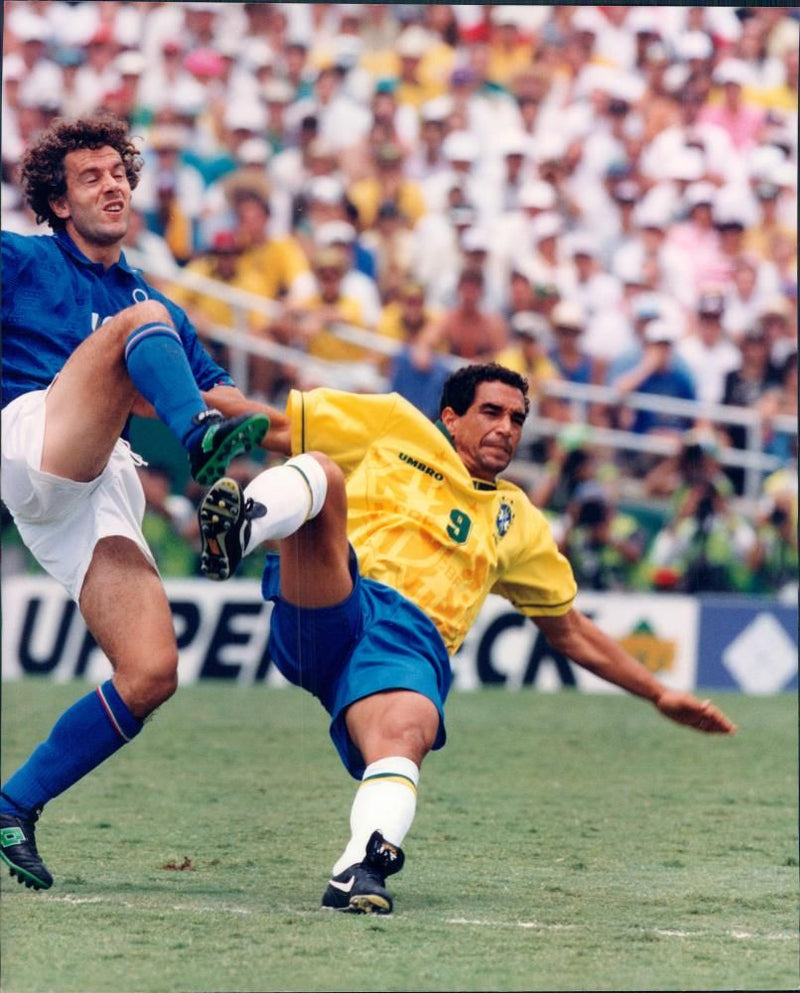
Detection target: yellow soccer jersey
<box><xmin>288</xmin><ymin>388</ymin><xmax>577</xmax><ymax>654</ymax></box>
<box><xmin>300</xmin><ymin>294</ymin><xmax>368</xmax><ymax>363</ymax></box>
<box><xmin>239</xmin><ymin>237</ymin><xmax>310</xmax><ymax>300</ymax></box>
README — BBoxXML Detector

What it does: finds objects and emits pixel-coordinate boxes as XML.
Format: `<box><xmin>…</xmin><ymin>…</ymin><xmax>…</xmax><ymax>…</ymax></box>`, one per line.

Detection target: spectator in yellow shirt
<box><xmin>273</xmin><ymin>247</ymin><xmax>371</xmax><ymax>367</ymax></box>
<box><xmin>348</xmin><ymin>142</ymin><xmax>427</xmax><ymax>229</ymax></box>
<box><xmin>169</xmin><ymin>231</ymin><xmax>282</xmax><ymax>395</ymax></box>
<box><xmin>744</xmin><ymin>171</ymin><xmax>797</xmax><ymax>264</ymax></box>
<box><xmin>228</xmin><ymin>183</ymin><xmax>313</xmax><ymax>302</ymax></box>
<box><xmin>392</xmin><ymin>25</ymin><xmax>449</xmax><ymax>109</ymax></box>
<box><xmin>361</xmin><ymin>201</ymin><xmax>417</xmax><ymax>304</ymax></box>
<box><xmin>496</xmin><ymin>311</ymin><xmax>562</xmax><ymax>409</ymax></box>
<box><xmin>377</xmin><ymin>280</ymin><xmax>442</xmax><ymax>349</ymax></box>
<box><xmin>487</xmin><ymin>8</ymin><xmax>537</xmax><ymax>90</ymax></box>
<box><xmin>168</xmin><ymin>230</ymin><xmax>276</xmax><ymax>368</ymax></box>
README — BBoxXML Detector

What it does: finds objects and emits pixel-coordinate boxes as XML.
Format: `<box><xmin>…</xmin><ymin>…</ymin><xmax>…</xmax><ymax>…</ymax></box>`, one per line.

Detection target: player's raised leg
<box><xmin>0</xmin><ymin>537</ymin><xmax>177</xmax><ymax>889</ymax></box>
<box><xmin>42</xmin><ymin>299</ymin><xmax>267</xmax><ymax>486</ymax></box>
<box><xmin>198</xmin><ymin>452</ymin><xmax>341</xmax><ymax>585</ymax></box>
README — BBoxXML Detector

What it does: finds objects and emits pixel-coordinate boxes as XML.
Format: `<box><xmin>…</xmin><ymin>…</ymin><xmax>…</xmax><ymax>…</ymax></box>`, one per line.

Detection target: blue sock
<box><xmin>0</xmin><ymin>680</ymin><xmax>143</xmax><ymax>816</ymax></box>
<box><xmin>124</xmin><ymin>322</ymin><xmax>208</xmax><ymax>447</ymax></box>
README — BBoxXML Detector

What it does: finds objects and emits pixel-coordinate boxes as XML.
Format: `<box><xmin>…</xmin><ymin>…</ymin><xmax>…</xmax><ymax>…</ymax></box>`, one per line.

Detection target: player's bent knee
<box><xmin>392</xmin><ymin>721</ymin><xmax>436</xmax><ymax>760</ymax></box>
<box><xmin>366</xmin><ymin>727</ymin><xmax>433</xmax><ymax>767</ymax></box>
<box><xmin>150</xmin><ymin>663</ymin><xmax>179</xmax><ymax>708</ymax></box>
<box><xmin>306</xmin><ymin>452</ymin><xmax>344</xmax><ymax>488</ymax></box>
<box><xmin>99</xmin><ymin>300</ymin><xmax>173</xmax><ymax>344</ymax></box>
<box><xmin>124</xmin><ymin>299</ymin><xmax>172</xmax><ymax>328</ymax></box>
<box><xmin>136</xmin><ymin>672</ymin><xmax>177</xmax><ymax>717</ymax></box>
<box><xmin>118</xmin><ymin>650</ymin><xmax>179</xmax><ymax>717</ymax></box>
<box><xmin>305</xmin><ymin>451</ymin><xmax>346</xmax><ymax>517</ymax></box>
<box><xmin>354</xmin><ymin>701</ymin><xmax>438</xmax><ymax>766</ymax></box>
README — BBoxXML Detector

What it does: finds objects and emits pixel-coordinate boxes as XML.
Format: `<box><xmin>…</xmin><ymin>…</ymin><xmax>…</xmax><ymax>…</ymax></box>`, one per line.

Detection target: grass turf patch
<box><xmin>1</xmin><ymin>682</ymin><xmax>797</xmax><ymax>992</ymax></box>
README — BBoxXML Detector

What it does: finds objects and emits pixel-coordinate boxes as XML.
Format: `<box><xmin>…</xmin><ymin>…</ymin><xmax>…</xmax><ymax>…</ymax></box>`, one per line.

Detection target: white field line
<box><xmin>33</xmin><ymin>896</ymin><xmax>800</xmax><ymax>941</ymax></box>
<box><xmin>728</xmin><ymin>928</ymin><xmax>799</xmax><ymax>941</ymax></box>
<box><xmin>446</xmin><ymin>917</ymin><xmax>798</xmax><ymax>941</ymax></box>
<box><xmin>447</xmin><ymin>917</ymin><xmax>577</xmax><ymax>931</ymax></box>
<box><xmin>46</xmin><ymin>893</ymin><xmax>255</xmax><ymax>915</ymax></box>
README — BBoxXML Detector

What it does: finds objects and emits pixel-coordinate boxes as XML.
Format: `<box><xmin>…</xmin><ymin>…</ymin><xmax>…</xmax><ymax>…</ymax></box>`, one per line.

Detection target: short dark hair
<box><xmin>439</xmin><ymin>363</ymin><xmax>530</xmax><ymax>417</ymax></box>
<box><xmin>20</xmin><ymin>114</ymin><xmax>143</xmax><ymax>230</ymax></box>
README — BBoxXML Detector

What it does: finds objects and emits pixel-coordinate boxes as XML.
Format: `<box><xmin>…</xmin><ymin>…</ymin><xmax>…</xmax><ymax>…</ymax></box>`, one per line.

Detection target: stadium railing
<box><xmin>127</xmin><ymin>250</ymin><xmax>796</xmax><ymax>504</ymax></box>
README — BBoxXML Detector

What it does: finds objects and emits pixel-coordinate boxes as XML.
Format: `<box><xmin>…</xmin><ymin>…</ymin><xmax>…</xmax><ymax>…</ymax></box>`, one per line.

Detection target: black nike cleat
<box><xmin>188</xmin><ymin>411</ymin><xmax>269</xmax><ymax>486</ymax></box>
<box><xmin>321</xmin><ymin>831</ymin><xmax>405</xmax><ymax>915</ymax></box>
<box><xmin>198</xmin><ymin>476</ymin><xmax>266</xmax><ymax>580</ymax></box>
<box><xmin>0</xmin><ymin>806</ymin><xmax>53</xmax><ymax>890</ymax></box>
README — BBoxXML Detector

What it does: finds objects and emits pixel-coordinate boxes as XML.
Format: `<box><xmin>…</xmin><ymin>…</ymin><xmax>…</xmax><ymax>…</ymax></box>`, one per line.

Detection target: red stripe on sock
<box><xmin>95</xmin><ymin>686</ymin><xmax>131</xmax><ymax>743</ymax></box>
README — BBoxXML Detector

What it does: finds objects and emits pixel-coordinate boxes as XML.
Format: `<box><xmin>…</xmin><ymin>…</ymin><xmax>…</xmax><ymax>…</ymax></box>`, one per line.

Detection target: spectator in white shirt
<box><xmin>527</xmin><ymin>212</ymin><xmax>576</xmax><ymax>300</ymax></box>
<box><xmin>73</xmin><ymin>24</ymin><xmax>122</xmax><ymax>115</ymax></box>
<box><xmin>641</xmin><ymin>82</ymin><xmax>745</xmax><ymax>189</ymax></box>
<box><xmin>292</xmin><ymin>63</ymin><xmax>371</xmax><ymax>153</ymax></box>
<box><xmin>722</xmin><ymin>255</ymin><xmax>775</xmax><ymax>339</ymax></box>
<box><xmin>491</xmin><ymin>178</ymin><xmax>557</xmax><ymax>286</ymax></box>
<box><xmin>404</xmin><ymin>96</ymin><xmax>452</xmax><ymax>183</ymax></box>
<box><xmin>421</xmin><ymin>129</ymin><xmax>483</xmax><ymax>217</ymax></box>
<box><xmin>475</xmin><ymin>130</ymin><xmax>536</xmax><ymax>222</ymax></box>
<box><xmin>566</xmin><ymin>231</ymin><xmax>623</xmax><ymax>322</ymax></box>
<box><xmin>612</xmin><ymin>194</ymin><xmax>695</xmax><ymax>311</ymax></box>
<box><xmin>676</xmin><ymin>290</ymin><xmax>742</xmax><ymax>405</ymax></box>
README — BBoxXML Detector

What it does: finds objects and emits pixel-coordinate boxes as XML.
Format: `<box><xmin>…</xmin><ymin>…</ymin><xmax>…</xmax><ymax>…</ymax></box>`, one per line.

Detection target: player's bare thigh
<box><xmin>79</xmin><ymin>536</ymin><xmax>178</xmax><ymax>717</ymax></box>
<box><xmin>43</xmin><ymin>300</ymin><xmax>172</xmax><ymax>482</ymax></box>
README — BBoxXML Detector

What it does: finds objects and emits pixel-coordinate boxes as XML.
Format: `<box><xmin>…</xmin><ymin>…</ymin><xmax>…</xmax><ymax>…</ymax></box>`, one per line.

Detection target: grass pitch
<box><xmin>1</xmin><ymin>681</ymin><xmax>797</xmax><ymax>993</ymax></box>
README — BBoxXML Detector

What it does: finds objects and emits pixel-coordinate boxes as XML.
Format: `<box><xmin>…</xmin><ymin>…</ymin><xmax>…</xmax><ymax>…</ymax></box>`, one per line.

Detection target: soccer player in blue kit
<box><xmin>0</xmin><ymin>115</ymin><xmax>273</xmax><ymax>889</ymax></box>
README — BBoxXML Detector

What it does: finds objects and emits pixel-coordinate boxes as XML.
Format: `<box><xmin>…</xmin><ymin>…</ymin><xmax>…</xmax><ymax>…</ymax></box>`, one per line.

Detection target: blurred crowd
<box><xmin>1</xmin><ymin>2</ymin><xmax>797</xmax><ymax>595</ymax></box>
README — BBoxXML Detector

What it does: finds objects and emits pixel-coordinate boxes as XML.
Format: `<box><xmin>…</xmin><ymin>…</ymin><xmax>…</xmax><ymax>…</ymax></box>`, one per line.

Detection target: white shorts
<box><xmin>1</xmin><ymin>390</ymin><xmax>156</xmax><ymax>601</ymax></box>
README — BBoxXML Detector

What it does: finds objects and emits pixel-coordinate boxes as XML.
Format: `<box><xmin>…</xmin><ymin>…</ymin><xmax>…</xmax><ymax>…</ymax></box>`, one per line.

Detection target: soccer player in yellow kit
<box><xmin>197</xmin><ymin>363</ymin><xmax>737</xmax><ymax>914</ymax></box>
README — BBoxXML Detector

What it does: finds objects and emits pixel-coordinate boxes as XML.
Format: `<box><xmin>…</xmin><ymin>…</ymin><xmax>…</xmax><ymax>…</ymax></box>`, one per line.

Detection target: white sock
<box><xmin>242</xmin><ymin>453</ymin><xmax>328</xmax><ymax>554</ymax></box>
<box><xmin>332</xmin><ymin>757</ymin><xmax>420</xmax><ymax>875</ymax></box>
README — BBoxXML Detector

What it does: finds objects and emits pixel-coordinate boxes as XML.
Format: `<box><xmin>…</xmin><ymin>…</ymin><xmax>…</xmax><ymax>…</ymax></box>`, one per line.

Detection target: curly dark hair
<box><xmin>439</xmin><ymin>363</ymin><xmax>530</xmax><ymax>417</ymax></box>
<box><xmin>20</xmin><ymin>115</ymin><xmax>143</xmax><ymax>230</ymax></box>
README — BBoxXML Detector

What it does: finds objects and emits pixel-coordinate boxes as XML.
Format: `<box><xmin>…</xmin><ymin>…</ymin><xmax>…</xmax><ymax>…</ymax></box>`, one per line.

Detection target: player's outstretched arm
<box><xmin>533</xmin><ymin>608</ymin><xmax>737</xmax><ymax>735</ymax></box>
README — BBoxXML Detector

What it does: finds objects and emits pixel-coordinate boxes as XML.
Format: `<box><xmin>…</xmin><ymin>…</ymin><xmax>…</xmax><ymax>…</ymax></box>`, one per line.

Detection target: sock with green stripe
<box><xmin>332</xmin><ymin>757</ymin><xmax>419</xmax><ymax>875</ymax></box>
<box><xmin>0</xmin><ymin>680</ymin><xmax>143</xmax><ymax>817</ymax></box>
<box><xmin>241</xmin><ymin>453</ymin><xmax>328</xmax><ymax>551</ymax></box>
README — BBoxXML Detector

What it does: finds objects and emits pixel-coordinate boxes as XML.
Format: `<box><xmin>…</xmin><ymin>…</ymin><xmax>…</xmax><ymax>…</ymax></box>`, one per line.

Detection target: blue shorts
<box><xmin>261</xmin><ymin>548</ymin><xmax>452</xmax><ymax>779</ymax></box>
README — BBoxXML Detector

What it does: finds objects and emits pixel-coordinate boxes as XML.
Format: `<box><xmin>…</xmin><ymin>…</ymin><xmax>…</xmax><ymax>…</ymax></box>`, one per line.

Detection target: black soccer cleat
<box><xmin>188</xmin><ymin>410</ymin><xmax>269</xmax><ymax>486</ymax></box>
<box><xmin>321</xmin><ymin>830</ymin><xmax>405</xmax><ymax>915</ymax></box>
<box><xmin>0</xmin><ymin>805</ymin><xmax>53</xmax><ymax>890</ymax></box>
<box><xmin>198</xmin><ymin>476</ymin><xmax>266</xmax><ymax>580</ymax></box>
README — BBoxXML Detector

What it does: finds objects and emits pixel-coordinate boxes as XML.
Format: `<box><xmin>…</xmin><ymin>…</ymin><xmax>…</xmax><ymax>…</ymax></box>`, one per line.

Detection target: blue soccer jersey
<box><xmin>1</xmin><ymin>229</ymin><xmax>233</xmax><ymax>409</ymax></box>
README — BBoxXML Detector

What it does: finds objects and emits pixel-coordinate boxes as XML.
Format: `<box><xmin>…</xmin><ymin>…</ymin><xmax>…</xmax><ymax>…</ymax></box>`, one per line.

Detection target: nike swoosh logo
<box><xmin>329</xmin><ymin>876</ymin><xmax>355</xmax><ymax>893</ymax></box>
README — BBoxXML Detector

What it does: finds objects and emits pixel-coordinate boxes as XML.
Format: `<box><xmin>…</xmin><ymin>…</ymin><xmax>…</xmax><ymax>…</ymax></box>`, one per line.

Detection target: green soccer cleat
<box><xmin>321</xmin><ymin>831</ymin><xmax>405</xmax><ymax>915</ymax></box>
<box><xmin>0</xmin><ymin>806</ymin><xmax>53</xmax><ymax>890</ymax></box>
<box><xmin>188</xmin><ymin>411</ymin><xmax>269</xmax><ymax>486</ymax></box>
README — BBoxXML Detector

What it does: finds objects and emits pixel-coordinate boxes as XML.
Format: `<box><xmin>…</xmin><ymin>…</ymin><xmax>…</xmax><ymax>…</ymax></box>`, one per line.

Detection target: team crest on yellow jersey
<box><xmin>496</xmin><ymin>500</ymin><xmax>514</xmax><ymax>538</ymax></box>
